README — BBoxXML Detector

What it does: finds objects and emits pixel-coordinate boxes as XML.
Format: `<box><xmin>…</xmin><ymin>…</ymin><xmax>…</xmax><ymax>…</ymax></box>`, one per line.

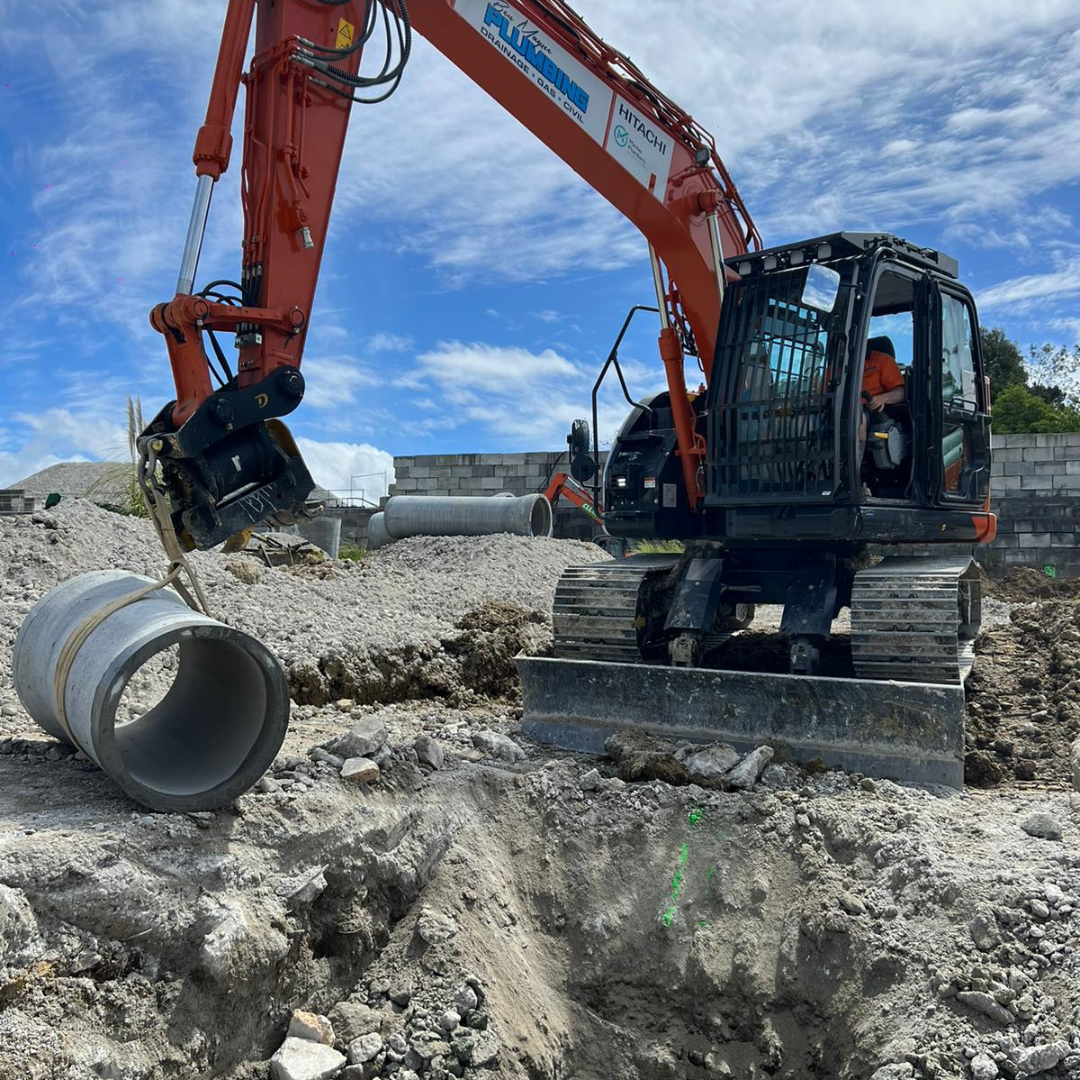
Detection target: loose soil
<box><xmin>0</xmin><ymin>503</ymin><xmax>1078</xmax><ymax>1080</ymax></box>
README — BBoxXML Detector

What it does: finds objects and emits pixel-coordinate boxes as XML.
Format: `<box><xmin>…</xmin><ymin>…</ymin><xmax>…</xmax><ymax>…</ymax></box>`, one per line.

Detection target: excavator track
<box><xmin>552</xmin><ymin>557</ymin><xmax>677</xmax><ymax>662</ymax></box>
<box><xmin>849</xmin><ymin>557</ymin><xmax>981</xmax><ymax>685</ymax></box>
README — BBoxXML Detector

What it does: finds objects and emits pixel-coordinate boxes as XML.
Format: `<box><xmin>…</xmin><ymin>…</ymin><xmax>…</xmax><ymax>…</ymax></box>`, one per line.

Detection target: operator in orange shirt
<box><xmin>859</xmin><ymin>335</ymin><xmax>906</xmax><ymax>462</ymax></box>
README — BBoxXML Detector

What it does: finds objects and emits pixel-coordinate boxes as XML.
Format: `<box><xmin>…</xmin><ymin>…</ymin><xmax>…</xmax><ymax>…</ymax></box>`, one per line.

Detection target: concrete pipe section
<box><xmin>371</xmin><ymin>493</ymin><xmax>553</xmax><ymax>549</ymax></box>
<box><xmin>13</xmin><ymin>570</ymin><xmax>289</xmax><ymax>812</ymax></box>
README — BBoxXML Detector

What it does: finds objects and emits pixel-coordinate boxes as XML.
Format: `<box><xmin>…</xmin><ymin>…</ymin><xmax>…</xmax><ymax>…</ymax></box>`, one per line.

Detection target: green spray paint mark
<box><xmin>659</xmin><ymin>809</ymin><xmax>705</xmax><ymax>929</ymax></box>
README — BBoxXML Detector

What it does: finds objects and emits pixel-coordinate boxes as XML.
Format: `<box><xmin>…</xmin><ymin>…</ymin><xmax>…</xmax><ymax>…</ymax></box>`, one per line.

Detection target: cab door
<box><xmin>930</xmin><ymin>284</ymin><xmax>991</xmax><ymax>505</ymax></box>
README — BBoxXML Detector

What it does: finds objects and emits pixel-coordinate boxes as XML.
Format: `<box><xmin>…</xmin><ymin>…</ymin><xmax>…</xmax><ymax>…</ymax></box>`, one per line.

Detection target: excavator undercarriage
<box><xmin>520</xmin><ymin>552</ymin><xmax>980</xmax><ymax>788</ymax></box>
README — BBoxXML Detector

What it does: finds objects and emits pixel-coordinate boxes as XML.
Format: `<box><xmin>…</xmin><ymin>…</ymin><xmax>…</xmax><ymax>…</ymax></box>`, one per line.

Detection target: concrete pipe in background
<box><xmin>380</xmin><ymin>493</ymin><xmax>553</xmax><ymax>543</ymax></box>
<box><xmin>367</xmin><ymin>511</ymin><xmax>392</xmax><ymax>551</ymax></box>
<box><xmin>13</xmin><ymin>570</ymin><xmax>289</xmax><ymax>812</ymax></box>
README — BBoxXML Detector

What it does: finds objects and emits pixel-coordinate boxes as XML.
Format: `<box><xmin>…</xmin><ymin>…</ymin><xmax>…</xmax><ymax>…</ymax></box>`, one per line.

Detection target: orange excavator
<box><xmin>141</xmin><ymin>0</ymin><xmax>995</xmax><ymax>786</ymax></box>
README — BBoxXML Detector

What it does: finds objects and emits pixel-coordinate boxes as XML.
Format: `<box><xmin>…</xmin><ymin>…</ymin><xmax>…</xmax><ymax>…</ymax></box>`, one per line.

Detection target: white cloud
<box><xmin>977</xmin><ymin>256</ymin><xmax>1080</xmax><ymax>311</ymax></box>
<box><xmin>412</xmin><ymin>341</ymin><xmax>582</xmax><ymax>391</ymax></box>
<box><xmin>0</xmin><ymin>409</ymin><xmax>129</xmax><ymax>488</ymax></box>
<box><xmin>294</xmin><ymin>438</ymin><xmax>395</xmax><ymax>503</ymax></box>
<box><xmin>366</xmin><ymin>331</ymin><xmax>414</xmax><ymax>353</ymax></box>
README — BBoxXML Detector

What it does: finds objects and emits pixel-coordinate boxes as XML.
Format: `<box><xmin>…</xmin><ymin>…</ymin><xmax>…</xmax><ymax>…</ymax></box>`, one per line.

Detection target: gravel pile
<box><xmin>0</xmin><ymin>501</ymin><xmax>609</xmax><ymax>729</ymax></box>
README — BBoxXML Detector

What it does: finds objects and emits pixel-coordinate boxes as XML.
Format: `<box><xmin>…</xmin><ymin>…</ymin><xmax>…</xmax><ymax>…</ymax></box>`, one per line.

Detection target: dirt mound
<box><xmin>0</xmin><ymin>502</ymin><xmax>608</xmax><ymax>731</ymax></box>
<box><xmin>965</xmin><ymin>601</ymin><xmax>1080</xmax><ymax>786</ymax></box>
<box><xmin>985</xmin><ymin>566</ymin><xmax>1080</xmax><ymax>603</ymax></box>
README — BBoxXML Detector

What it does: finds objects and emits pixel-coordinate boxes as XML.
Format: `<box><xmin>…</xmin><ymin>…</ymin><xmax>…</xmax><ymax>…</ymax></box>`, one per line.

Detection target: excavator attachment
<box><xmin>518</xmin><ymin>554</ymin><xmax>981</xmax><ymax>789</ymax></box>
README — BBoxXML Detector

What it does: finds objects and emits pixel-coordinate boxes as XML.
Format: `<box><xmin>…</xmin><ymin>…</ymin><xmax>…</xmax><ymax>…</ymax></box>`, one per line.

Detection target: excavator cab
<box><xmin>706</xmin><ymin>231</ymin><xmax>992</xmax><ymax>525</ymax></box>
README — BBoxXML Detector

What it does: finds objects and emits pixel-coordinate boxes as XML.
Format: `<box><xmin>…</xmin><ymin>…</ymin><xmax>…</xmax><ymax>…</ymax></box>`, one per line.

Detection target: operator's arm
<box><xmin>867</xmin><ymin>353</ymin><xmax>906</xmax><ymax>412</ymax></box>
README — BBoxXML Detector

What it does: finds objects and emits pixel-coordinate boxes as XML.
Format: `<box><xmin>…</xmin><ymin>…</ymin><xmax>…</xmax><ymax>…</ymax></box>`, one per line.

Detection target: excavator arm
<box><xmin>144</xmin><ymin>0</ymin><xmax>760</xmax><ymax>550</ymax></box>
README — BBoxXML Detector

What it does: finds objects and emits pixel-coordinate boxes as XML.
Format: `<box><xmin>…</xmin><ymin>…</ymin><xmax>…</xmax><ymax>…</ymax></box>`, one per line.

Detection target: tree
<box><xmin>990</xmin><ymin>384</ymin><xmax>1080</xmax><ymax>435</ymax></box>
<box><xmin>1027</xmin><ymin>343</ymin><xmax>1080</xmax><ymax>407</ymax></box>
<box><xmin>980</xmin><ymin>327</ymin><xmax>1027</xmax><ymax>394</ymax></box>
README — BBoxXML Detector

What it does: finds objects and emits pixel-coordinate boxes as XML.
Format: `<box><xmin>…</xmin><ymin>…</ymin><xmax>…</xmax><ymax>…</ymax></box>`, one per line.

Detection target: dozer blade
<box><xmin>517</xmin><ymin>655</ymin><xmax>965</xmax><ymax>788</ymax></box>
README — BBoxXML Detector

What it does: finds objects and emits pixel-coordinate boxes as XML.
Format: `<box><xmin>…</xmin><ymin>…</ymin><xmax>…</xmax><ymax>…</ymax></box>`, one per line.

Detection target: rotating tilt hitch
<box><xmin>139</xmin><ymin>366</ymin><xmax>317</xmax><ymax>551</ymax></box>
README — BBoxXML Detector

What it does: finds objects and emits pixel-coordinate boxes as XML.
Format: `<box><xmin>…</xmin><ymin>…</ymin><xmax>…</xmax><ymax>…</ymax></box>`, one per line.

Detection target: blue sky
<box><xmin>2</xmin><ymin>0</ymin><xmax>1079</xmax><ymax>499</ymax></box>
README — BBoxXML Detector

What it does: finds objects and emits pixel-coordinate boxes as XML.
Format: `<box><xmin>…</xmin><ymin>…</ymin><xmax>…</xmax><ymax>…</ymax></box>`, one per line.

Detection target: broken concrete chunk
<box><xmin>969</xmin><ymin>907</ymin><xmax>1001</xmax><ymax>951</ymax></box>
<box><xmin>341</xmin><ymin>757</ymin><xmax>380</xmax><ymax>784</ymax></box>
<box><xmin>347</xmin><ymin>1032</ymin><xmax>383</xmax><ymax>1065</ymax></box>
<box><xmin>416</xmin><ymin>907</ymin><xmax>458</xmax><ymax>945</ymax></box>
<box><xmin>414</xmin><ymin>734</ymin><xmax>445</xmax><ymax>770</ymax></box>
<box><xmin>838</xmin><ymin>892</ymin><xmax>866</xmax><ymax>916</ymax></box>
<box><xmin>332</xmin><ymin>717</ymin><xmax>388</xmax><ymax>760</ymax></box>
<box><xmin>955</xmin><ymin>990</ymin><xmax>1015</xmax><ymax>1026</ymax></box>
<box><xmin>269</xmin><ymin>1037</ymin><xmax>346</xmax><ymax>1080</ymax></box>
<box><xmin>1015</xmin><ymin>1043</ymin><xmax>1067</xmax><ymax>1077</ymax></box>
<box><xmin>287</xmin><ymin>1010</ymin><xmax>334</xmax><ymax>1046</ymax></box>
<box><xmin>1020</xmin><ymin>812</ymin><xmax>1062</xmax><ymax>841</ymax></box>
<box><xmin>725</xmin><ymin>745</ymin><xmax>774</xmax><ymax>790</ymax></box>
<box><xmin>453</xmin><ymin>984</ymin><xmax>479</xmax><ymax>1016</ymax></box>
<box><xmin>868</xmin><ymin>1066</ymin><xmax>914</xmax><ymax>1080</ymax></box>
<box><xmin>969</xmin><ymin>1052</ymin><xmax>998</xmax><ymax>1080</ymax></box>
<box><xmin>471</xmin><ymin>730</ymin><xmax>526</xmax><ymax>762</ymax></box>
<box><xmin>578</xmin><ymin>768</ymin><xmax>602</xmax><ymax>791</ymax></box>
<box><xmin>683</xmin><ymin>743</ymin><xmax>740</xmax><ymax>783</ymax></box>
<box><xmin>329</xmin><ymin>1001</ymin><xmax>383</xmax><ymax>1043</ymax></box>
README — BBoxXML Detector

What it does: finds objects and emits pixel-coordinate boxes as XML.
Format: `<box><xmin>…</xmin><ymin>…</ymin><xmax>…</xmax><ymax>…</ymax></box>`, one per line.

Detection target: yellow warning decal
<box><xmin>336</xmin><ymin>18</ymin><xmax>355</xmax><ymax>49</ymax></box>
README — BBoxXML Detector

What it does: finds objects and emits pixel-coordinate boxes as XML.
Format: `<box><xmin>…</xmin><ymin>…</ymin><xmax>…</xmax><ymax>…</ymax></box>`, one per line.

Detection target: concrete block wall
<box><xmin>0</xmin><ymin>490</ymin><xmax>40</xmax><ymax>513</ymax></box>
<box><xmin>387</xmin><ymin>435</ymin><xmax>1080</xmax><ymax>572</ymax></box>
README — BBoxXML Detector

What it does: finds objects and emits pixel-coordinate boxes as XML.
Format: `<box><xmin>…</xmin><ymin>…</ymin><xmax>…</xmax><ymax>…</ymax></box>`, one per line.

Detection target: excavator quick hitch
<box><xmin>139</xmin><ymin>366</ymin><xmax>316</xmax><ymax>551</ymax></box>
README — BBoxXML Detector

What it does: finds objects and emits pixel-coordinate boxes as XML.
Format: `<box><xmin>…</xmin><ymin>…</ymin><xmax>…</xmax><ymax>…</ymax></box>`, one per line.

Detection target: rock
<box><xmin>270</xmin><ymin>1037</ymin><xmax>346</xmax><ymax>1080</ymax></box>
<box><xmin>970</xmin><ymin>907</ymin><xmax>1001</xmax><ymax>951</ymax></box>
<box><xmin>956</xmin><ymin>991</ymin><xmax>1016</xmax><ymax>1026</ymax></box>
<box><xmin>439</xmin><ymin>1010</ymin><xmax>461</xmax><ymax>1033</ymax></box>
<box><xmin>970</xmin><ymin>1052</ymin><xmax>999</xmax><ymax>1080</ymax></box>
<box><xmin>341</xmin><ymin>757</ymin><xmax>380</xmax><ymax>784</ymax></box>
<box><xmin>578</xmin><ymin>768</ymin><xmax>602</xmax><ymax>791</ymax></box>
<box><xmin>463</xmin><ymin>1009</ymin><xmax>488</xmax><ymax>1031</ymax></box>
<box><xmin>1029</xmin><ymin>899</ymin><xmax>1050</xmax><ymax>919</ymax></box>
<box><xmin>725</xmin><ymin>745</ymin><xmax>774</xmax><ymax>790</ymax></box>
<box><xmin>347</xmin><ymin>1032</ymin><xmax>384</xmax><ymax>1065</ymax></box>
<box><xmin>1043</xmin><ymin>882</ymin><xmax>1065</xmax><ymax>905</ymax></box>
<box><xmin>965</xmin><ymin>751</ymin><xmax>1004</xmax><ymax>787</ymax></box>
<box><xmin>471</xmin><ymin>730</ymin><xmax>526</xmax><ymax>762</ymax></box>
<box><xmin>1072</xmin><ymin>737</ymin><xmax>1080</xmax><ymax>792</ymax></box>
<box><xmin>838</xmin><ymin>892</ymin><xmax>866</xmax><ymax>916</ymax></box>
<box><xmin>470</xmin><ymin>1032</ymin><xmax>500</xmax><ymax>1067</ymax></box>
<box><xmin>1015</xmin><ymin>1043</ymin><xmax>1067</xmax><ymax>1076</ymax></box>
<box><xmin>310</xmin><ymin>748</ymin><xmax>345</xmax><ymax>769</ymax></box>
<box><xmin>332</xmin><ymin>717</ymin><xmax>388</xmax><ymax>759</ymax></box>
<box><xmin>287</xmin><ymin>1010</ymin><xmax>334</xmax><ymax>1046</ymax></box>
<box><xmin>287</xmin><ymin>868</ymin><xmax>328</xmax><ymax>908</ymax></box>
<box><xmin>417</xmin><ymin>907</ymin><xmax>457</xmax><ymax>944</ymax></box>
<box><xmin>453</xmin><ymin>984</ymin><xmax>479</xmax><ymax>1016</ymax></box>
<box><xmin>0</xmin><ymin>884</ymin><xmax>41</xmax><ymax>967</ymax></box>
<box><xmin>869</xmin><ymin>1066</ymin><xmax>914</xmax><ymax>1080</ymax></box>
<box><xmin>414</xmin><ymin>735</ymin><xmax>445</xmax><ymax>770</ymax></box>
<box><xmin>388</xmin><ymin>982</ymin><xmax>412</xmax><ymax>1006</ymax></box>
<box><xmin>604</xmin><ymin>729</ymin><xmax>686</xmax><ymax>785</ymax></box>
<box><xmin>1020</xmin><ymin>813</ymin><xmax>1062</xmax><ymax>841</ymax></box>
<box><xmin>683</xmin><ymin>743</ymin><xmax>740</xmax><ymax>783</ymax></box>
<box><xmin>329</xmin><ymin>1002</ymin><xmax>383</xmax><ymax>1042</ymax></box>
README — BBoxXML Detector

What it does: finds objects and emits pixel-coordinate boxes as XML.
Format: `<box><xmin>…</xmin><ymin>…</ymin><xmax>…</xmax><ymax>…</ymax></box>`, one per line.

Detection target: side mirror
<box><xmin>568</xmin><ymin>419</ymin><xmax>596</xmax><ymax>483</ymax></box>
<box><xmin>801</xmin><ymin>263</ymin><xmax>841</xmax><ymax>313</ymax></box>
<box><xmin>569</xmin><ymin>419</ymin><xmax>590</xmax><ymax>458</ymax></box>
